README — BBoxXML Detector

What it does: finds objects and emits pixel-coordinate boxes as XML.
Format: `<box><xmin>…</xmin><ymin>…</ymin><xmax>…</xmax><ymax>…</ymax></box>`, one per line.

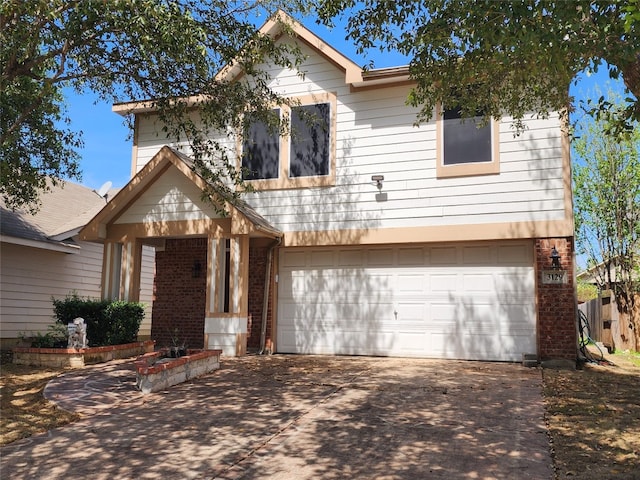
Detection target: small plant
<box><xmin>167</xmin><ymin>327</ymin><xmax>187</xmax><ymax>358</ymax></box>
<box><xmin>20</xmin><ymin>324</ymin><xmax>68</xmax><ymax>348</ymax></box>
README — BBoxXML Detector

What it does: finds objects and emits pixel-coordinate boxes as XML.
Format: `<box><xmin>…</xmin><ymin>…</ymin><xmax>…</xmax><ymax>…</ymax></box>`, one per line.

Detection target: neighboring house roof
<box><xmin>577</xmin><ymin>257</ymin><xmax>639</xmax><ymax>285</ymax></box>
<box><xmin>0</xmin><ymin>181</ymin><xmax>113</xmax><ymax>253</ymax></box>
<box><xmin>80</xmin><ymin>146</ymin><xmax>282</xmax><ymax>241</ymax></box>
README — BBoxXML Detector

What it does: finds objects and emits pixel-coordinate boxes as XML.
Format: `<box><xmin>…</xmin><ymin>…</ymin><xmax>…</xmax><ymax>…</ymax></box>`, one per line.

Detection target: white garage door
<box><xmin>277</xmin><ymin>242</ymin><xmax>536</xmax><ymax>361</ymax></box>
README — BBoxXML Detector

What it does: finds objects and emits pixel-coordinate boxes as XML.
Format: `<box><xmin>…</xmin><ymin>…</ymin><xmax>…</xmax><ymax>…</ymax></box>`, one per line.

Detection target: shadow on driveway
<box><xmin>1</xmin><ymin>355</ymin><xmax>552</xmax><ymax>479</ymax></box>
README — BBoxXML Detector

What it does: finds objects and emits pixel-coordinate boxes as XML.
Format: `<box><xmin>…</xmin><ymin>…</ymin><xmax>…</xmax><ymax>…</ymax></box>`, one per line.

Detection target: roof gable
<box><xmin>80</xmin><ymin>146</ymin><xmax>280</xmax><ymax>241</ymax></box>
<box><xmin>217</xmin><ymin>10</ymin><xmax>364</xmax><ymax>85</ymax></box>
<box><xmin>113</xmin><ymin>164</ymin><xmax>222</xmax><ymax>225</ymax></box>
<box><xmin>112</xmin><ymin>11</ymin><xmax>410</xmax><ymax>116</ymax></box>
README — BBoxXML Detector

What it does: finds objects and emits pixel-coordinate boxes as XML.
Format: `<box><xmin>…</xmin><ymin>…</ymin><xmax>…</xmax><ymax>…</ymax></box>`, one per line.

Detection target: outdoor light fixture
<box><xmin>372</xmin><ymin>175</ymin><xmax>384</xmax><ymax>190</ymax></box>
<box><xmin>550</xmin><ymin>246</ymin><xmax>561</xmax><ymax>269</ymax></box>
<box><xmin>192</xmin><ymin>259</ymin><xmax>202</xmax><ymax>278</ymax></box>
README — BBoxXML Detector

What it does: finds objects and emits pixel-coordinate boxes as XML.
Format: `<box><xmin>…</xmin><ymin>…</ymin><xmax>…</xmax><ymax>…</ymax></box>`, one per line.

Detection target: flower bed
<box><xmin>134</xmin><ymin>348</ymin><xmax>222</xmax><ymax>394</ymax></box>
<box><xmin>12</xmin><ymin>340</ymin><xmax>156</xmax><ymax>368</ymax></box>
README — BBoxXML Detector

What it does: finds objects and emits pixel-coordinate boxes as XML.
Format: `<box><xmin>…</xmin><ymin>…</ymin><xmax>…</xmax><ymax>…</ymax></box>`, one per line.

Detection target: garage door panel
<box><xmin>282</xmin><ymin>251</ymin><xmax>306</xmax><ymax>267</ymax></box>
<box><xmin>430</xmin><ymin>274</ymin><xmax>458</xmax><ymax>292</ymax></box>
<box><xmin>462</xmin><ymin>274</ymin><xmax>496</xmax><ymax>292</ymax></box>
<box><xmin>394</xmin><ymin>302</ymin><xmax>427</xmax><ymax>324</ymax></box>
<box><xmin>396</xmin><ymin>274</ymin><xmax>428</xmax><ymax>293</ymax></box>
<box><xmin>367</xmin><ymin>249</ymin><xmax>394</xmax><ymax>265</ymax></box>
<box><xmin>429</xmin><ymin>247</ymin><xmax>457</xmax><ymax>264</ymax></box>
<box><xmin>277</xmin><ymin>241</ymin><xmax>536</xmax><ymax>361</ymax></box>
<box><xmin>310</xmin><ymin>250</ymin><xmax>334</xmax><ymax>266</ymax></box>
<box><xmin>279</xmin><ymin>301</ymin><xmax>333</xmax><ymax>321</ymax></box>
<box><xmin>397</xmin><ymin>248</ymin><xmax>425</xmax><ymax>264</ymax></box>
<box><xmin>498</xmin><ymin>244</ymin><xmax>533</xmax><ymax>264</ymax></box>
<box><xmin>463</xmin><ymin>245</ymin><xmax>494</xmax><ymax>264</ymax></box>
<box><xmin>338</xmin><ymin>249</ymin><xmax>364</xmax><ymax>265</ymax></box>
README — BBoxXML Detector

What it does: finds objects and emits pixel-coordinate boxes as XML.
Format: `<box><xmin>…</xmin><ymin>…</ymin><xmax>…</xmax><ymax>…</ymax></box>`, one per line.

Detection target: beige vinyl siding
<box><xmin>1</xmin><ymin>241</ymin><xmax>156</xmax><ymax>342</ymax></box>
<box><xmin>134</xmin><ymin>40</ymin><xmax>567</xmax><ymax>236</ymax></box>
<box><xmin>243</xmin><ymin>40</ymin><xmax>566</xmax><ymax>233</ymax></box>
<box><xmin>135</xmin><ymin>114</ymin><xmax>234</xmax><ymax>176</ymax></box>
<box><xmin>0</xmin><ymin>241</ymin><xmax>103</xmax><ymax>340</ymax></box>
<box><xmin>114</xmin><ymin>166</ymin><xmax>222</xmax><ymax>224</ymax></box>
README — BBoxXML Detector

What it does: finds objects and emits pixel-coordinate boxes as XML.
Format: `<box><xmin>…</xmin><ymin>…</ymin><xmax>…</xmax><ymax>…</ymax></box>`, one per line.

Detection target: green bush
<box><xmin>52</xmin><ymin>293</ymin><xmax>144</xmax><ymax>347</ymax></box>
<box><xmin>22</xmin><ymin>324</ymin><xmax>68</xmax><ymax>348</ymax></box>
<box><xmin>104</xmin><ymin>301</ymin><xmax>145</xmax><ymax>345</ymax></box>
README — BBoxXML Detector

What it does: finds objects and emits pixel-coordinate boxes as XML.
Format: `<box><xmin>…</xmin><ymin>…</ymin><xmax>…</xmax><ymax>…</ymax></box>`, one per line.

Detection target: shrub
<box><xmin>21</xmin><ymin>324</ymin><xmax>68</xmax><ymax>348</ymax></box>
<box><xmin>104</xmin><ymin>301</ymin><xmax>145</xmax><ymax>345</ymax></box>
<box><xmin>52</xmin><ymin>293</ymin><xmax>144</xmax><ymax>347</ymax></box>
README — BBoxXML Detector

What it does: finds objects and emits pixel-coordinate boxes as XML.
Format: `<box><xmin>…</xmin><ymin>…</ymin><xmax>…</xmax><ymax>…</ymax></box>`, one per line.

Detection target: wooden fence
<box><xmin>578</xmin><ymin>291</ymin><xmax>638</xmax><ymax>352</ymax></box>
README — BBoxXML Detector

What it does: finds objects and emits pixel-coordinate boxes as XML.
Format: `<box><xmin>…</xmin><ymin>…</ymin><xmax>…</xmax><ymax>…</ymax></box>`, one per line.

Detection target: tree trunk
<box><xmin>622</xmin><ymin>54</ymin><xmax>640</xmax><ymax>121</ymax></box>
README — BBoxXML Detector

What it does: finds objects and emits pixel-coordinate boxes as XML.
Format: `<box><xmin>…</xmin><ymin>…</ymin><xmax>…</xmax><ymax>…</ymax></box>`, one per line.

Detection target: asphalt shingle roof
<box><xmin>1</xmin><ymin>181</ymin><xmax>114</xmax><ymax>245</ymax></box>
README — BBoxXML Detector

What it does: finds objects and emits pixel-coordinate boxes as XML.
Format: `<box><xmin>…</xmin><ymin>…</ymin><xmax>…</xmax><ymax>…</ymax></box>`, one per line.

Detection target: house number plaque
<box><xmin>542</xmin><ymin>270</ymin><xmax>567</xmax><ymax>285</ymax></box>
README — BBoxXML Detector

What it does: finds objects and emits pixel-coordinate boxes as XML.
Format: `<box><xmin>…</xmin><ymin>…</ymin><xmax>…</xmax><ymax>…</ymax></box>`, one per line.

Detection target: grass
<box><xmin>0</xmin><ymin>361</ymin><xmax>79</xmax><ymax>446</ymax></box>
<box><xmin>615</xmin><ymin>350</ymin><xmax>640</xmax><ymax>367</ymax></box>
<box><xmin>542</xmin><ymin>350</ymin><xmax>640</xmax><ymax>479</ymax></box>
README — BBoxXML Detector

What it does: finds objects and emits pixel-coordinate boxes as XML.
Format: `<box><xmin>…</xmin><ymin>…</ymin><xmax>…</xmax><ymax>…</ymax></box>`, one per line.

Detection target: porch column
<box><xmin>121</xmin><ymin>238</ymin><xmax>142</xmax><ymax>302</ymax></box>
<box><xmin>231</xmin><ymin>235</ymin><xmax>250</xmax><ymax>316</ymax></box>
<box><xmin>204</xmin><ymin>235</ymin><xmax>250</xmax><ymax>356</ymax></box>
<box><xmin>101</xmin><ymin>241</ymin><xmax>122</xmax><ymax>300</ymax></box>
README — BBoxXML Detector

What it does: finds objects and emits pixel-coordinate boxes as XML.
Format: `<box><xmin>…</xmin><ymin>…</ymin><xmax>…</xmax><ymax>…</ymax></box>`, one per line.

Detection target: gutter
<box><xmin>0</xmin><ymin>235</ymin><xmax>80</xmax><ymax>254</ymax></box>
<box><xmin>259</xmin><ymin>236</ymin><xmax>282</xmax><ymax>354</ymax></box>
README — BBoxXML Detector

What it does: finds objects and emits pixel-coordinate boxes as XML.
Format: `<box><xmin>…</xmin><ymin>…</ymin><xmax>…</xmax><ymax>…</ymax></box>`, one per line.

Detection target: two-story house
<box><xmin>80</xmin><ymin>12</ymin><xmax>576</xmax><ymax>362</ymax></box>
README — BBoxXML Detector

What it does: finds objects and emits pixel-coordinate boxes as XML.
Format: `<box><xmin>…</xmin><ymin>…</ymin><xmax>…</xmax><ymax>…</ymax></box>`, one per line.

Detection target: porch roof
<box><xmin>79</xmin><ymin>146</ymin><xmax>282</xmax><ymax>241</ymax></box>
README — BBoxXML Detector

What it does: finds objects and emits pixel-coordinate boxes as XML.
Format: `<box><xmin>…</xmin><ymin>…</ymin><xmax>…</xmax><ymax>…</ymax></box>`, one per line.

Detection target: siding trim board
<box><xmin>284</xmin><ymin>219</ymin><xmax>574</xmax><ymax>247</ymax></box>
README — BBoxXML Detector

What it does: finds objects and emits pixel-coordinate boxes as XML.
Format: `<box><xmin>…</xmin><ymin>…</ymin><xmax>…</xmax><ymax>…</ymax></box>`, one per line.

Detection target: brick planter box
<box><xmin>134</xmin><ymin>349</ymin><xmax>222</xmax><ymax>394</ymax></box>
<box><xmin>12</xmin><ymin>341</ymin><xmax>156</xmax><ymax>368</ymax></box>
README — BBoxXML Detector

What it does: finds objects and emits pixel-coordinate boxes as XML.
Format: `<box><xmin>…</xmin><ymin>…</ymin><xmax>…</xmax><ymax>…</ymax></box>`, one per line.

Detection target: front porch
<box><xmin>79</xmin><ymin>147</ymin><xmax>282</xmax><ymax>356</ymax></box>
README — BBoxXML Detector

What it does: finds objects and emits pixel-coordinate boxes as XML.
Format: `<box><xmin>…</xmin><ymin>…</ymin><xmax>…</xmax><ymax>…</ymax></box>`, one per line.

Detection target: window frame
<box><xmin>239</xmin><ymin>92</ymin><xmax>337</xmax><ymax>190</ymax></box>
<box><xmin>436</xmin><ymin>104</ymin><xmax>500</xmax><ymax>178</ymax></box>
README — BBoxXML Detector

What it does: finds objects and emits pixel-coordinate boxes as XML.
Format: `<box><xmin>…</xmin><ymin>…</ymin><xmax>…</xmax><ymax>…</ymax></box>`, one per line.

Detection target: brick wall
<box><xmin>247</xmin><ymin>246</ymin><xmax>274</xmax><ymax>351</ymax></box>
<box><xmin>152</xmin><ymin>238</ymin><xmax>207</xmax><ymax>349</ymax></box>
<box><xmin>535</xmin><ymin>237</ymin><xmax>577</xmax><ymax>360</ymax></box>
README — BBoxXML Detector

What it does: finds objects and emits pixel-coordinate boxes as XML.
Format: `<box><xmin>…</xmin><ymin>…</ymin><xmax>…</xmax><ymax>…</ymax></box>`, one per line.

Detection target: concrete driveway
<box><xmin>1</xmin><ymin>355</ymin><xmax>553</xmax><ymax>479</ymax></box>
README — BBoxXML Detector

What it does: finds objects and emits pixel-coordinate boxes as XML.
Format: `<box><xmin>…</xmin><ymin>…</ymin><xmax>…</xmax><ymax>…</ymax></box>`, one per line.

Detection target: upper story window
<box><xmin>243</xmin><ymin>109</ymin><xmax>281</xmax><ymax>180</ymax></box>
<box><xmin>436</xmin><ymin>106</ymin><xmax>500</xmax><ymax>178</ymax></box>
<box><xmin>241</xmin><ymin>93</ymin><xmax>336</xmax><ymax>189</ymax></box>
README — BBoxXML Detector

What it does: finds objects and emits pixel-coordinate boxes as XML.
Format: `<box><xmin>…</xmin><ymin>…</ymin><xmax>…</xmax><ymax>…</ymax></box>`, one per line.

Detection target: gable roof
<box><xmin>79</xmin><ymin>146</ymin><xmax>281</xmax><ymax>241</ymax></box>
<box><xmin>112</xmin><ymin>10</ymin><xmax>411</xmax><ymax>116</ymax></box>
<box><xmin>0</xmin><ymin>181</ymin><xmax>112</xmax><ymax>253</ymax></box>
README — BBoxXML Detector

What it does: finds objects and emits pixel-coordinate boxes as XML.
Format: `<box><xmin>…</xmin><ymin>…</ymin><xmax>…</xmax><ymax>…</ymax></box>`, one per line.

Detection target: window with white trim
<box><xmin>241</xmin><ymin>93</ymin><xmax>336</xmax><ymax>189</ymax></box>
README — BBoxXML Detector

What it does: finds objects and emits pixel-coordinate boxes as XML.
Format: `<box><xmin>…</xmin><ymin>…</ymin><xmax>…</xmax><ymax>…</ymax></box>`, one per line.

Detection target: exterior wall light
<box><xmin>550</xmin><ymin>246</ymin><xmax>561</xmax><ymax>269</ymax></box>
<box><xmin>192</xmin><ymin>259</ymin><xmax>202</xmax><ymax>278</ymax></box>
<box><xmin>372</xmin><ymin>175</ymin><xmax>384</xmax><ymax>190</ymax></box>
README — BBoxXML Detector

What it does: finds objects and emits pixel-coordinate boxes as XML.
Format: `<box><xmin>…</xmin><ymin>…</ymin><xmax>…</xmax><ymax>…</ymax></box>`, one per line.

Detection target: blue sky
<box><xmin>61</xmin><ymin>17</ymin><xmax>625</xmax><ymax>192</ymax></box>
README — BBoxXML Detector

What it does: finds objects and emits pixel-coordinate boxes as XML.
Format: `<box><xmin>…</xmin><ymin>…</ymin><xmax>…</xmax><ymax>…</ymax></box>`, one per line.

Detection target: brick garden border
<box><xmin>134</xmin><ymin>348</ymin><xmax>222</xmax><ymax>394</ymax></box>
<box><xmin>12</xmin><ymin>340</ymin><xmax>156</xmax><ymax>368</ymax></box>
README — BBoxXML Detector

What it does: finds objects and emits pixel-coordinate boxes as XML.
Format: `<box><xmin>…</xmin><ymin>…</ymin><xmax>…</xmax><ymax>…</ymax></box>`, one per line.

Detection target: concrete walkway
<box><xmin>1</xmin><ymin>355</ymin><xmax>553</xmax><ymax>479</ymax></box>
